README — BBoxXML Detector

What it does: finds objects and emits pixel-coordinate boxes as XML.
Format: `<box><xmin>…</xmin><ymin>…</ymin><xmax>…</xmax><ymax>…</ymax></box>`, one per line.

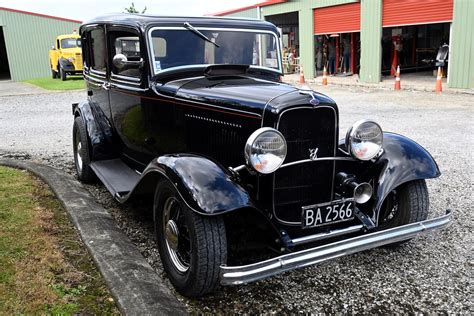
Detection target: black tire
<box><xmin>60</xmin><ymin>65</ymin><xmax>67</xmax><ymax>81</ymax></box>
<box><xmin>378</xmin><ymin>180</ymin><xmax>429</xmax><ymax>246</ymax></box>
<box><xmin>51</xmin><ymin>67</ymin><xmax>58</xmax><ymax>79</ymax></box>
<box><xmin>73</xmin><ymin>117</ymin><xmax>94</xmax><ymax>182</ymax></box>
<box><xmin>154</xmin><ymin>180</ymin><xmax>227</xmax><ymax>297</ymax></box>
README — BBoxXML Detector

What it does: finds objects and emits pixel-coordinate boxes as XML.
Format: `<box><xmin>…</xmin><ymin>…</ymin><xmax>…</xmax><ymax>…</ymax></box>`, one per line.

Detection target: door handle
<box><xmin>101</xmin><ymin>82</ymin><xmax>110</xmax><ymax>90</ymax></box>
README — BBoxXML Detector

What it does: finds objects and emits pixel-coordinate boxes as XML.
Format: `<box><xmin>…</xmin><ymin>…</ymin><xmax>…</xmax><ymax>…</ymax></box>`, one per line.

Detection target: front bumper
<box><xmin>220</xmin><ymin>210</ymin><xmax>452</xmax><ymax>285</ymax></box>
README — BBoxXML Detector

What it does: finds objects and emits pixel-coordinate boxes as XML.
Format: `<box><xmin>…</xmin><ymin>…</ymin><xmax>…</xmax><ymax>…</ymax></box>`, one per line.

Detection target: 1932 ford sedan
<box><xmin>73</xmin><ymin>14</ymin><xmax>451</xmax><ymax>297</ymax></box>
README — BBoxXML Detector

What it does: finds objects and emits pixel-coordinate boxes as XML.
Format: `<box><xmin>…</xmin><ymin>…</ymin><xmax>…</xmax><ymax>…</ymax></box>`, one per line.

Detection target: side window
<box><xmin>90</xmin><ymin>28</ymin><xmax>107</xmax><ymax>73</ymax></box>
<box><xmin>110</xmin><ymin>30</ymin><xmax>142</xmax><ymax>78</ymax></box>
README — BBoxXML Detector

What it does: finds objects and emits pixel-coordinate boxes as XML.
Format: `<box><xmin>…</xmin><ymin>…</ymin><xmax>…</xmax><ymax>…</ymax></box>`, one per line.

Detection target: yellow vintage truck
<box><xmin>49</xmin><ymin>33</ymin><xmax>83</xmax><ymax>80</ymax></box>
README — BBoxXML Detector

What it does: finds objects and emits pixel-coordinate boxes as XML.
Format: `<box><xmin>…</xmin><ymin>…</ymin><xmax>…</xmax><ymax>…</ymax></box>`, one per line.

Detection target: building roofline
<box><xmin>208</xmin><ymin>0</ymin><xmax>287</xmax><ymax>17</ymax></box>
<box><xmin>0</xmin><ymin>7</ymin><xmax>82</xmax><ymax>24</ymax></box>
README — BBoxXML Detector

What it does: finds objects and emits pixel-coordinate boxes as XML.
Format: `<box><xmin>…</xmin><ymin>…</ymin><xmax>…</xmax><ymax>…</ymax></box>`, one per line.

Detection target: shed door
<box><xmin>313</xmin><ymin>3</ymin><xmax>361</xmax><ymax>35</ymax></box>
<box><xmin>382</xmin><ymin>0</ymin><xmax>454</xmax><ymax>27</ymax></box>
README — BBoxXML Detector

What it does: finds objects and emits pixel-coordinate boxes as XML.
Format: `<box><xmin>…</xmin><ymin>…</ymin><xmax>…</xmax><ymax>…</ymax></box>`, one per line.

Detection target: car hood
<box><xmin>153</xmin><ymin>76</ymin><xmax>336</xmax><ymax>118</ymax></box>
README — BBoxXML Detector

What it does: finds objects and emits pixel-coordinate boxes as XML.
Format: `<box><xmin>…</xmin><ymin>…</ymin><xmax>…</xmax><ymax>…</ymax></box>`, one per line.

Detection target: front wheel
<box><xmin>378</xmin><ymin>179</ymin><xmax>429</xmax><ymax>246</ymax></box>
<box><xmin>60</xmin><ymin>65</ymin><xmax>67</xmax><ymax>81</ymax></box>
<box><xmin>154</xmin><ymin>180</ymin><xmax>227</xmax><ymax>297</ymax></box>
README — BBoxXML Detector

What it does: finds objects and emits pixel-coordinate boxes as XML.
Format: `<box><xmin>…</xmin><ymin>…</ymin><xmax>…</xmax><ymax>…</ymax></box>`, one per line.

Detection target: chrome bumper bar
<box><xmin>220</xmin><ymin>210</ymin><xmax>452</xmax><ymax>285</ymax></box>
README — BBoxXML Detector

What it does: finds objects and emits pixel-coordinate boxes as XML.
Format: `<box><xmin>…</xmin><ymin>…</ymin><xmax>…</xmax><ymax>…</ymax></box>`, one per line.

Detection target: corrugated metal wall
<box><xmin>449</xmin><ymin>0</ymin><xmax>473</xmax><ymax>88</ymax></box>
<box><xmin>359</xmin><ymin>0</ymin><xmax>382</xmax><ymax>83</ymax></box>
<box><xmin>0</xmin><ymin>9</ymin><xmax>81</xmax><ymax>81</ymax></box>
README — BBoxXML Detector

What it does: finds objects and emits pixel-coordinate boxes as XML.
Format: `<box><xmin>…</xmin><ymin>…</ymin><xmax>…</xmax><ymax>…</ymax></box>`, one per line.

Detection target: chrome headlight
<box><xmin>245</xmin><ymin>127</ymin><xmax>287</xmax><ymax>174</ymax></box>
<box><xmin>345</xmin><ymin>120</ymin><xmax>383</xmax><ymax>161</ymax></box>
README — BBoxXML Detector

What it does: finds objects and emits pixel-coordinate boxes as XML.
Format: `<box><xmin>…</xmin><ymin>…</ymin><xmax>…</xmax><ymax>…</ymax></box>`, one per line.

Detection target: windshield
<box><xmin>149</xmin><ymin>28</ymin><xmax>281</xmax><ymax>74</ymax></box>
<box><xmin>61</xmin><ymin>38</ymin><xmax>80</xmax><ymax>49</ymax></box>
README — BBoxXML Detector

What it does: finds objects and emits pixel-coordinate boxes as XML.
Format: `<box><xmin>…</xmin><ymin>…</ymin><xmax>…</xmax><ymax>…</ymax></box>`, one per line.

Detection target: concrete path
<box><xmin>284</xmin><ymin>72</ymin><xmax>474</xmax><ymax>95</ymax></box>
<box><xmin>0</xmin><ymin>159</ymin><xmax>187</xmax><ymax>316</ymax></box>
<box><xmin>0</xmin><ymin>80</ymin><xmax>51</xmax><ymax>96</ymax></box>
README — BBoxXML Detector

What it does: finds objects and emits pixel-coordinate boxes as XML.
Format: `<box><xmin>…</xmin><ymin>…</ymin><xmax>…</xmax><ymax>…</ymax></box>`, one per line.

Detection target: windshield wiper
<box><xmin>184</xmin><ymin>22</ymin><xmax>220</xmax><ymax>48</ymax></box>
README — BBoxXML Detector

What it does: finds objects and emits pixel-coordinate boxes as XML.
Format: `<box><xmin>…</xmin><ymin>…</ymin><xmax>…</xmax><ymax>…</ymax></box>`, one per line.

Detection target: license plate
<box><xmin>302</xmin><ymin>199</ymin><xmax>355</xmax><ymax>228</ymax></box>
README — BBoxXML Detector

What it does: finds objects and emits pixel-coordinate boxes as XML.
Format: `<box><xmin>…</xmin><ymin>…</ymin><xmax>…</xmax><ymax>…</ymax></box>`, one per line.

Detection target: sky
<box><xmin>0</xmin><ymin>0</ymin><xmax>261</xmax><ymax>21</ymax></box>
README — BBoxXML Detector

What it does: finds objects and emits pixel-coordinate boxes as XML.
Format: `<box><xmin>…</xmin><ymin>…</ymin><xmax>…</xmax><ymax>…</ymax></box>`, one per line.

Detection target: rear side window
<box><xmin>90</xmin><ymin>28</ymin><xmax>107</xmax><ymax>72</ymax></box>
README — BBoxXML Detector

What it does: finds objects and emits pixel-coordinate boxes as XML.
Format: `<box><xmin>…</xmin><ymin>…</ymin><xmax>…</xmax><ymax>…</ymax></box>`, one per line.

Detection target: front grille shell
<box><xmin>272</xmin><ymin>106</ymin><xmax>338</xmax><ymax>225</ymax></box>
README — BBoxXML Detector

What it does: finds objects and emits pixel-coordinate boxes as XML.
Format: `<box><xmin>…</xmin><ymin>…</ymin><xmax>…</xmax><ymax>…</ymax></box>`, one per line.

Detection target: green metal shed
<box><xmin>0</xmin><ymin>7</ymin><xmax>81</xmax><ymax>81</ymax></box>
<box><xmin>213</xmin><ymin>0</ymin><xmax>474</xmax><ymax>89</ymax></box>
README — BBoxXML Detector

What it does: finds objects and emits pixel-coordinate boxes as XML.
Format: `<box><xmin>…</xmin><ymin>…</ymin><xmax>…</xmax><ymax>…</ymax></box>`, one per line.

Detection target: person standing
<box><xmin>327</xmin><ymin>39</ymin><xmax>336</xmax><ymax>75</ymax></box>
<box><xmin>343</xmin><ymin>36</ymin><xmax>351</xmax><ymax>73</ymax></box>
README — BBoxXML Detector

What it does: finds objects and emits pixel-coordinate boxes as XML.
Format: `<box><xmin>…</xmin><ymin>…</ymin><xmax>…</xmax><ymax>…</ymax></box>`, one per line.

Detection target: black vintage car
<box><xmin>73</xmin><ymin>14</ymin><xmax>451</xmax><ymax>297</ymax></box>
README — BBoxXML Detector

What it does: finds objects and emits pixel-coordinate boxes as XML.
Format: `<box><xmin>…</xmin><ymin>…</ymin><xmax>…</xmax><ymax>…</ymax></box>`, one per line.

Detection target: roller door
<box><xmin>313</xmin><ymin>2</ymin><xmax>361</xmax><ymax>35</ymax></box>
<box><xmin>383</xmin><ymin>0</ymin><xmax>453</xmax><ymax>27</ymax></box>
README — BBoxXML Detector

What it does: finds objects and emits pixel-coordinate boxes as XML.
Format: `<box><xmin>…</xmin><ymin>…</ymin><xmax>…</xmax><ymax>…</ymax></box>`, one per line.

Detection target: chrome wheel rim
<box><xmin>163</xmin><ymin>196</ymin><xmax>190</xmax><ymax>273</ymax></box>
<box><xmin>76</xmin><ymin>139</ymin><xmax>83</xmax><ymax>172</ymax></box>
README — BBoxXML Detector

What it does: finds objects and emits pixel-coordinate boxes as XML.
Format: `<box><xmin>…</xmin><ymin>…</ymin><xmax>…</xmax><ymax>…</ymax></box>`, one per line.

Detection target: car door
<box><xmin>107</xmin><ymin>27</ymin><xmax>154</xmax><ymax>168</ymax></box>
<box><xmin>82</xmin><ymin>25</ymin><xmax>112</xmax><ymax>121</ymax></box>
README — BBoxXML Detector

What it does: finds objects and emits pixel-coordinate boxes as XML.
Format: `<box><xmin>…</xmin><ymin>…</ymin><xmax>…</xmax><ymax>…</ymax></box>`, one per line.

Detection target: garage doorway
<box><xmin>382</xmin><ymin>23</ymin><xmax>450</xmax><ymax>77</ymax></box>
<box><xmin>265</xmin><ymin>12</ymin><xmax>299</xmax><ymax>74</ymax></box>
<box><xmin>0</xmin><ymin>27</ymin><xmax>11</xmax><ymax>80</ymax></box>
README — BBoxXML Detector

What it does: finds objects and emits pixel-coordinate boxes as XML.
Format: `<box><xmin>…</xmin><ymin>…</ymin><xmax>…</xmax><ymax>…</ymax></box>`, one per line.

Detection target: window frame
<box><xmin>87</xmin><ymin>26</ymin><xmax>108</xmax><ymax>75</ymax></box>
<box><xmin>108</xmin><ymin>25</ymin><xmax>146</xmax><ymax>87</ymax></box>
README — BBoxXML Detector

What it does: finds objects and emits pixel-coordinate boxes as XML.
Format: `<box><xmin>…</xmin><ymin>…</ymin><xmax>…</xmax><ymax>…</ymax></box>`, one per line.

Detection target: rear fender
<box><xmin>132</xmin><ymin>154</ymin><xmax>256</xmax><ymax>215</ymax></box>
<box><xmin>73</xmin><ymin>101</ymin><xmax>116</xmax><ymax>161</ymax></box>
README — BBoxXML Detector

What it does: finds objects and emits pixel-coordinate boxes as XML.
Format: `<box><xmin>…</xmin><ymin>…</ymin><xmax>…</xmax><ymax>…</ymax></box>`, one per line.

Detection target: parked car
<box><xmin>73</xmin><ymin>14</ymin><xmax>451</xmax><ymax>297</ymax></box>
<box><xmin>49</xmin><ymin>33</ymin><xmax>83</xmax><ymax>80</ymax></box>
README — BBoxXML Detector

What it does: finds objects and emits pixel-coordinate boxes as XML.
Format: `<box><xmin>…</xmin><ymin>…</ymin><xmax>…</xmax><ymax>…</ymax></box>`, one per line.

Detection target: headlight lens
<box><xmin>245</xmin><ymin>127</ymin><xmax>287</xmax><ymax>174</ymax></box>
<box><xmin>346</xmin><ymin>120</ymin><xmax>383</xmax><ymax>161</ymax></box>
<box><xmin>67</xmin><ymin>57</ymin><xmax>75</xmax><ymax>62</ymax></box>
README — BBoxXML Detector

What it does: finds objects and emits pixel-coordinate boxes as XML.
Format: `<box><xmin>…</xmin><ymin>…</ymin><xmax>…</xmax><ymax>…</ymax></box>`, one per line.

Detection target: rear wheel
<box><xmin>378</xmin><ymin>180</ymin><xmax>429</xmax><ymax>246</ymax></box>
<box><xmin>154</xmin><ymin>180</ymin><xmax>227</xmax><ymax>297</ymax></box>
<box><xmin>73</xmin><ymin>117</ymin><xmax>94</xmax><ymax>182</ymax></box>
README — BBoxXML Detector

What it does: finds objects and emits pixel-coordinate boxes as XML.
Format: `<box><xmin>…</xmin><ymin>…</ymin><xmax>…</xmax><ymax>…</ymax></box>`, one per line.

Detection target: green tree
<box><xmin>124</xmin><ymin>2</ymin><xmax>147</xmax><ymax>14</ymax></box>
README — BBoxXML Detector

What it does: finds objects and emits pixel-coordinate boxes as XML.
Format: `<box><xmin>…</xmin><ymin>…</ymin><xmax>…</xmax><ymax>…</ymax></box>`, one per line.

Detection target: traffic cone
<box><xmin>435</xmin><ymin>66</ymin><xmax>442</xmax><ymax>93</ymax></box>
<box><xmin>322</xmin><ymin>66</ymin><xmax>328</xmax><ymax>86</ymax></box>
<box><xmin>394</xmin><ymin>65</ymin><xmax>401</xmax><ymax>90</ymax></box>
<box><xmin>299</xmin><ymin>66</ymin><xmax>305</xmax><ymax>84</ymax></box>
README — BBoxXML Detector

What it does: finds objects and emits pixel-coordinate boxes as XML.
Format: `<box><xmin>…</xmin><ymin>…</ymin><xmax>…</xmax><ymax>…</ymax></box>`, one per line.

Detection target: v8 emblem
<box><xmin>309</xmin><ymin>148</ymin><xmax>319</xmax><ymax>160</ymax></box>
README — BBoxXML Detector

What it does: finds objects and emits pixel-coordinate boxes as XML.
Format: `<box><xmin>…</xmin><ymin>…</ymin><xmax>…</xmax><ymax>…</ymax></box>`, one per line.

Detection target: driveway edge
<box><xmin>0</xmin><ymin>159</ymin><xmax>186</xmax><ymax>315</ymax></box>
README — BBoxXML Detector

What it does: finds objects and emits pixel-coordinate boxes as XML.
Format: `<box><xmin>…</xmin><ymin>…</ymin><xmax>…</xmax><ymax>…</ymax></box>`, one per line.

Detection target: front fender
<box><xmin>372</xmin><ymin>133</ymin><xmax>440</xmax><ymax>219</ymax></box>
<box><xmin>59</xmin><ymin>57</ymin><xmax>75</xmax><ymax>70</ymax></box>
<box><xmin>73</xmin><ymin>101</ymin><xmax>115</xmax><ymax>160</ymax></box>
<box><xmin>135</xmin><ymin>154</ymin><xmax>255</xmax><ymax>215</ymax></box>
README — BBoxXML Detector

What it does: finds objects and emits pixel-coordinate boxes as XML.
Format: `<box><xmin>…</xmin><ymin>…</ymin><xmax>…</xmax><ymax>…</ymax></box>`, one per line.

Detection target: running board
<box><xmin>220</xmin><ymin>210</ymin><xmax>452</xmax><ymax>285</ymax></box>
<box><xmin>90</xmin><ymin>159</ymin><xmax>140</xmax><ymax>198</ymax></box>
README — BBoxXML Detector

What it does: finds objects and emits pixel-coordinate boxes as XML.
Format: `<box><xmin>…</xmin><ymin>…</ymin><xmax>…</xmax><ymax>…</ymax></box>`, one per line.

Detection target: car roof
<box><xmin>81</xmin><ymin>13</ymin><xmax>279</xmax><ymax>34</ymax></box>
<box><xmin>57</xmin><ymin>34</ymin><xmax>80</xmax><ymax>40</ymax></box>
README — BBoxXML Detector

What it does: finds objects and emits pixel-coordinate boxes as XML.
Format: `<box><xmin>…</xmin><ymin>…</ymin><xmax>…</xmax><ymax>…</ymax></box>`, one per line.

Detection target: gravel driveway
<box><xmin>0</xmin><ymin>87</ymin><xmax>472</xmax><ymax>313</ymax></box>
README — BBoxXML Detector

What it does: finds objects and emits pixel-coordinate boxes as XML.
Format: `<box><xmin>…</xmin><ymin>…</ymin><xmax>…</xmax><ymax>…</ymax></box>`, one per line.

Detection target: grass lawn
<box><xmin>24</xmin><ymin>76</ymin><xmax>85</xmax><ymax>91</ymax></box>
<box><xmin>0</xmin><ymin>166</ymin><xmax>119</xmax><ymax>314</ymax></box>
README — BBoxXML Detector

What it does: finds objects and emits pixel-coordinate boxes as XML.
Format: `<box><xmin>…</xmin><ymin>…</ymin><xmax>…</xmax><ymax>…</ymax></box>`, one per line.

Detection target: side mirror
<box><xmin>113</xmin><ymin>53</ymin><xmax>144</xmax><ymax>69</ymax></box>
